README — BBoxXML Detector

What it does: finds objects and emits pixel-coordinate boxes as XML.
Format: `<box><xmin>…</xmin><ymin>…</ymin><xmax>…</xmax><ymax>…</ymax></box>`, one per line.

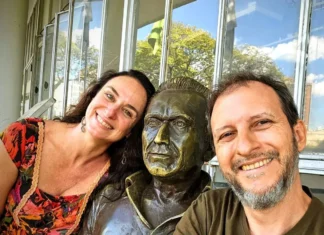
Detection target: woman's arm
<box><xmin>0</xmin><ymin>141</ymin><xmax>18</xmax><ymax>215</ymax></box>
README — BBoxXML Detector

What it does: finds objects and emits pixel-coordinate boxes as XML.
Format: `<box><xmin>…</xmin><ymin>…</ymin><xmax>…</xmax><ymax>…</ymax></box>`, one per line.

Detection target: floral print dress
<box><xmin>0</xmin><ymin>118</ymin><xmax>110</xmax><ymax>234</ymax></box>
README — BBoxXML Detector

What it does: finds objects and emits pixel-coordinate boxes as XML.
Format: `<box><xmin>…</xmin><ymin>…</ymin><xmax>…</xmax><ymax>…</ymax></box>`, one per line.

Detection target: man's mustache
<box><xmin>231</xmin><ymin>150</ymin><xmax>280</xmax><ymax>173</ymax></box>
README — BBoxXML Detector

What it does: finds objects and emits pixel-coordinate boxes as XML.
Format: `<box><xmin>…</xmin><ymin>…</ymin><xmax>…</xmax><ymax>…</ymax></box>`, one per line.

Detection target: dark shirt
<box><xmin>174</xmin><ymin>186</ymin><xmax>324</xmax><ymax>235</ymax></box>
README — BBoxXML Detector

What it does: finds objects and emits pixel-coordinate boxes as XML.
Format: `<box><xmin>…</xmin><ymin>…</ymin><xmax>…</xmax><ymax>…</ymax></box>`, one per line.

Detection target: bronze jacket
<box><xmin>80</xmin><ymin>170</ymin><xmax>211</xmax><ymax>235</ymax></box>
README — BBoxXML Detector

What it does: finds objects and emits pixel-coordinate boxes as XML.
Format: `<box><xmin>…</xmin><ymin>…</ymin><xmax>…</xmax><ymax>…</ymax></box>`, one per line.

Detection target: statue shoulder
<box><xmin>96</xmin><ymin>183</ymin><xmax>126</xmax><ymax>202</ymax></box>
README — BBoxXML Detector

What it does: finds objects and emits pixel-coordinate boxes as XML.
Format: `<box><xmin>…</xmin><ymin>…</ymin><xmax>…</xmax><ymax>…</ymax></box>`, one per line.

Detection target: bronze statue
<box><xmin>80</xmin><ymin>78</ymin><xmax>213</xmax><ymax>235</ymax></box>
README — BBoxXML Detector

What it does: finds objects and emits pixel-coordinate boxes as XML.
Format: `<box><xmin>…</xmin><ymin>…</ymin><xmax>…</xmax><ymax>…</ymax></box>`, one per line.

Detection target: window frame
<box><xmin>211</xmin><ymin>0</ymin><xmax>324</xmax><ymax>175</ymax></box>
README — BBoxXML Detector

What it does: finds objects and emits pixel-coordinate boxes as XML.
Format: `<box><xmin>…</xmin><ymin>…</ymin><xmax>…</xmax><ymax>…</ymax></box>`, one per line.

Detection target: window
<box><xmin>303</xmin><ymin>3</ymin><xmax>324</xmax><ymax>154</ymax></box>
<box><xmin>168</xmin><ymin>0</ymin><xmax>218</xmax><ymax>88</ymax></box>
<box><xmin>66</xmin><ymin>0</ymin><xmax>104</xmax><ymax>111</ymax></box>
<box><xmin>21</xmin><ymin>0</ymin><xmax>41</xmax><ymax>114</ymax></box>
<box><xmin>51</xmin><ymin>11</ymin><xmax>69</xmax><ymax>118</ymax></box>
<box><xmin>100</xmin><ymin>0</ymin><xmax>125</xmax><ymax>73</ymax></box>
<box><xmin>40</xmin><ymin>24</ymin><xmax>55</xmax><ymax>106</ymax></box>
<box><xmin>221</xmin><ymin>0</ymin><xmax>301</xmax><ymax>95</ymax></box>
<box><xmin>134</xmin><ymin>0</ymin><xmax>166</xmax><ymax>88</ymax></box>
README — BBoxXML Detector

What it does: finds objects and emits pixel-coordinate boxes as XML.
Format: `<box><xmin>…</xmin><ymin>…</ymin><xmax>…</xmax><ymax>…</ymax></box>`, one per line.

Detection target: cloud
<box><xmin>71</xmin><ymin>27</ymin><xmax>102</xmax><ymax>49</ymax></box>
<box><xmin>258</xmin><ymin>36</ymin><xmax>324</xmax><ymax>63</ymax></box>
<box><xmin>312</xmin><ymin>81</ymin><xmax>324</xmax><ymax>96</ymax></box>
<box><xmin>88</xmin><ymin>27</ymin><xmax>102</xmax><ymax>49</ymax></box>
<box><xmin>307</xmin><ymin>73</ymin><xmax>324</xmax><ymax>83</ymax></box>
<box><xmin>259</xmin><ymin>40</ymin><xmax>298</xmax><ymax>62</ymax></box>
<box><xmin>308</xmin><ymin>36</ymin><xmax>324</xmax><ymax>62</ymax></box>
<box><xmin>305</xmin><ymin>73</ymin><xmax>324</xmax><ymax>96</ymax></box>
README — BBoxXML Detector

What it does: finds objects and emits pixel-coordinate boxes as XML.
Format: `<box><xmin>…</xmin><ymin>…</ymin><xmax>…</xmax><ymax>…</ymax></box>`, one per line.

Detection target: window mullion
<box><xmin>158</xmin><ymin>0</ymin><xmax>173</xmax><ymax>85</ymax></box>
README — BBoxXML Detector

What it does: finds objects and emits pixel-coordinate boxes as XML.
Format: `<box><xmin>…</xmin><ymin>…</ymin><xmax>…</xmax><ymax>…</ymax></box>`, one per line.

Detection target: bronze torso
<box><xmin>81</xmin><ymin>170</ymin><xmax>210</xmax><ymax>235</ymax></box>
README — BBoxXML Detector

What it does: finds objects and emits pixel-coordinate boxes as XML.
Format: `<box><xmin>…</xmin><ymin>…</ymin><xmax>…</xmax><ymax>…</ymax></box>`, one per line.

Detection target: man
<box><xmin>174</xmin><ymin>73</ymin><xmax>324</xmax><ymax>235</ymax></box>
<box><xmin>80</xmin><ymin>78</ymin><xmax>213</xmax><ymax>234</ymax></box>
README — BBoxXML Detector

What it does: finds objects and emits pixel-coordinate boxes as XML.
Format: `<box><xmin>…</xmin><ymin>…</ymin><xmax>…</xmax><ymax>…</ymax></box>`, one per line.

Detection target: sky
<box><xmin>136</xmin><ymin>0</ymin><xmax>324</xmax><ymax>130</ymax></box>
<box><xmin>69</xmin><ymin>0</ymin><xmax>324</xmax><ymax>130</ymax></box>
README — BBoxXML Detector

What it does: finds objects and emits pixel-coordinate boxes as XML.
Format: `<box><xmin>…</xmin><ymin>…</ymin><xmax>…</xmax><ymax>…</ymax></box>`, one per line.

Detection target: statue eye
<box><xmin>146</xmin><ymin>118</ymin><xmax>161</xmax><ymax>127</ymax></box>
<box><xmin>172</xmin><ymin>119</ymin><xmax>188</xmax><ymax>129</ymax></box>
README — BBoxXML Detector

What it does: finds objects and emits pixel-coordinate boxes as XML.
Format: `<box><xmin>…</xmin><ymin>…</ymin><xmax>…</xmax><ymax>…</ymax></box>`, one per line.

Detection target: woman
<box><xmin>0</xmin><ymin>70</ymin><xmax>155</xmax><ymax>234</ymax></box>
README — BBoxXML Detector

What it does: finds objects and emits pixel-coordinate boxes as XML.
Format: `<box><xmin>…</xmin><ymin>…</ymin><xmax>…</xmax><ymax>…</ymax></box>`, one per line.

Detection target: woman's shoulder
<box><xmin>1</xmin><ymin>118</ymin><xmax>42</xmax><ymax>140</ymax></box>
<box><xmin>9</xmin><ymin>118</ymin><xmax>44</xmax><ymax>134</ymax></box>
<box><xmin>0</xmin><ymin>118</ymin><xmax>43</xmax><ymax>166</ymax></box>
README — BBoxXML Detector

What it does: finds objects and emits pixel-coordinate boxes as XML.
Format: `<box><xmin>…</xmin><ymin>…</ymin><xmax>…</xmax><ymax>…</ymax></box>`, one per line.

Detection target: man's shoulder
<box><xmin>174</xmin><ymin>187</ymin><xmax>245</xmax><ymax>235</ymax></box>
<box><xmin>313</xmin><ymin>196</ymin><xmax>324</xmax><ymax>206</ymax></box>
<box><xmin>312</xmin><ymin>196</ymin><xmax>324</xmax><ymax>213</ymax></box>
<box><xmin>195</xmin><ymin>187</ymin><xmax>240</xmax><ymax>210</ymax></box>
<box><xmin>202</xmin><ymin>187</ymin><xmax>235</xmax><ymax>199</ymax></box>
<box><xmin>287</xmin><ymin>195</ymin><xmax>324</xmax><ymax>235</ymax></box>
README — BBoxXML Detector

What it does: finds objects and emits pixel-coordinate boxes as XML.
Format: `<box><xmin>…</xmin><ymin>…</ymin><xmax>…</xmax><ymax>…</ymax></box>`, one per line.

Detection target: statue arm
<box><xmin>79</xmin><ymin>183</ymin><xmax>124</xmax><ymax>234</ymax></box>
<box><xmin>79</xmin><ymin>194</ymin><xmax>104</xmax><ymax>235</ymax></box>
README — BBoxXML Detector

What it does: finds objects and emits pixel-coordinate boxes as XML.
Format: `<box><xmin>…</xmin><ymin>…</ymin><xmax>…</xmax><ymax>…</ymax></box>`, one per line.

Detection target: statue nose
<box><xmin>154</xmin><ymin>122</ymin><xmax>169</xmax><ymax>145</ymax></box>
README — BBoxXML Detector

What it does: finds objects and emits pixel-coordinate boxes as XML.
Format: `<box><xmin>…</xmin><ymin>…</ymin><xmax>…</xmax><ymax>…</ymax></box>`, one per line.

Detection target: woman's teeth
<box><xmin>97</xmin><ymin>115</ymin><xmax>112</xmax><ymax>129</ymax></box>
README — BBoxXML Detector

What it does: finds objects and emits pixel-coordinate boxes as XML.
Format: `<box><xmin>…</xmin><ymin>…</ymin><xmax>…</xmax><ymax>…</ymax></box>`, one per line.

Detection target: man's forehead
<box><xmin>211</xmin><ymin>81</ymin><xmax>284</xmax><ymax>124</ymax></box>
<box><xmin>216</xmin><ymin>81</ymin><xmax>280</xmax><ymax>104</ymax></box>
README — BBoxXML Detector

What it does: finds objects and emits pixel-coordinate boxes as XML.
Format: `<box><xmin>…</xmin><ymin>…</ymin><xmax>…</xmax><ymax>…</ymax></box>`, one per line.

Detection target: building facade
<box><xmin>0</xmin><ymin>0</ymin><xmax>323</xmax><ymax>199</ymax></box>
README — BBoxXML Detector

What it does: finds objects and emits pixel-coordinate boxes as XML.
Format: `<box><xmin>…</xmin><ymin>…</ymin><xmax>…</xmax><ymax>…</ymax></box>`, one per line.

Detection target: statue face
<box><xmin>142</xmin><ymin>90</ymin><xmax>208</xmax><ymax>177</ymax></box>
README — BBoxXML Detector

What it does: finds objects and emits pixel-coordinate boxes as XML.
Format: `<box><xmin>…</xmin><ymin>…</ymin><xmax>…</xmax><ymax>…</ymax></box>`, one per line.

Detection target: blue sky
<box><xmin>136</xmin><ymin>0</ymin><xmax>324</xmax><ymax>130</ymax></box>
<box><xmin>70</xmin><ymin>0</ymin><xmax>323</xmax><ymax>130</ymax></box>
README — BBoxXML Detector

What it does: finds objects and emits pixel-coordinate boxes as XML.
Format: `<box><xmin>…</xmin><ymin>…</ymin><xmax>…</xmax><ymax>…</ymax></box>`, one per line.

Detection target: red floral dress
<box><xmin>0</xmin><ymin>118</ymin><xmax>110</xmax><ymax>234</ymax></box>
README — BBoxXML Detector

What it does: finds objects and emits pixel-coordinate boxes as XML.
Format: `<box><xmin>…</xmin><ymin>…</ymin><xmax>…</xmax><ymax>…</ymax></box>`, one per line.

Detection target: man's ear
<box><xmin>293</xmin><ymin>119</ymin><xmax>307</xmax><ymax>152</ymax></box>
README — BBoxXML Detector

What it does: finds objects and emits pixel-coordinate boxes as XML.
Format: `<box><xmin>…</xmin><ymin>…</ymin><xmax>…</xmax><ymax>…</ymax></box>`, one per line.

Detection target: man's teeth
<box><xmin>242</xmin><ymin>159</ymin><xmax>272</xmax><ymax>171</ymax></box>
<box><xmin>97</xmin><ymin>115</ymin><xmax>112</xmax><ymax>129</ymax></box>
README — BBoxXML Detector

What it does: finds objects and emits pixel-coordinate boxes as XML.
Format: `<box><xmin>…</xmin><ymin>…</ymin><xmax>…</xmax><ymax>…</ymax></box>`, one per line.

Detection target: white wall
<box><xmin>0</xmin><ymin>0</ymin><xmax>28</xmax><ymax>131</ymax></box>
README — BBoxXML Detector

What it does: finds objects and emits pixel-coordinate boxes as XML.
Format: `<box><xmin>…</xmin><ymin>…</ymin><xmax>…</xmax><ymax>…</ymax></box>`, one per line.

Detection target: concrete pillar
<box><xmin>0</xmin><ymin>0</ymin><xmax>28</xmax><ymax>131</ymax></box>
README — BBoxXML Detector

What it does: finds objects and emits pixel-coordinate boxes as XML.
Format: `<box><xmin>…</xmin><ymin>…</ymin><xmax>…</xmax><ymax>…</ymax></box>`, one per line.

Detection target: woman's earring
<box><xmin>81</xmin><ymin>117</ymin><xmax>86</xmax><ymax>133</ymax></box>
<box><xmin>121</xmin><ymin>155</ymin><xmax>127</xmax><ymax>165</ymax></box>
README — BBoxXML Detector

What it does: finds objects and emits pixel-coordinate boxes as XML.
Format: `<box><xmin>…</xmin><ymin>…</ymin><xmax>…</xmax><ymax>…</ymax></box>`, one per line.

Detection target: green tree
<box><xmin>54</xmin><ymin>32</ymin><xmax>99</xmax><ymax>90</ymax></box>
<box><xmin>224</xmin><ymin>45</ymin><xmax>285</xmax><ymax>80</ymax></box>
<box><xmin>135</xmin><ymin>22</ymin><xmax>215</xmax><ymax>88</ymax></box>
<box><xmin>134</xmin><ymin>22</ymin><xmax>286</xmax><ymax>88</ymax></box>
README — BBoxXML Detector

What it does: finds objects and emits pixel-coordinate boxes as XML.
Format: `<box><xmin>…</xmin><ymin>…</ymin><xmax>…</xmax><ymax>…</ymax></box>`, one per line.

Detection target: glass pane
<box><xmin>168</xmin><ymin>0</ymin><xmax>218</xmax><ymax>88</ymax></box>
<box><xmin>303</xmin><ymin>3</ymin><xmax>324</xmax><ymax>154</ymax></box>
<box><xmin>100</xmin><ymin>1</ymin><xmax>124</xmax><ymax>73</ymax></box>
<box><xmin>32</xmin><ymin>37</ymin><xmax>43</xmax><ymax>107</ymax></box>
<box><xmin>41</xmin><ymin>25</ymin><xmax>55</xmax><ymax>102</ymax></box>
<box><xmin>52</xmin><ymin>12</ymin><xmax>69</xmax><ymax>118</ymax></box>
<box><xmin>23</xmin><ymin>66</ymin><xmax>33</xmax><ymax>113</ymax></box>
<box><xmin>221</xmin><ymin>0</ymin><xmax>301</xmax><ymax>95</ymax></box>
<box><xmin>67</xmin><ymin>0</ymin><xmax>103</xmax><ymax>111</ymax></box>
<box><xmin>134</xmin><ymin>0</ymin><xmax>166</xmax><ymax>88</ymax></box>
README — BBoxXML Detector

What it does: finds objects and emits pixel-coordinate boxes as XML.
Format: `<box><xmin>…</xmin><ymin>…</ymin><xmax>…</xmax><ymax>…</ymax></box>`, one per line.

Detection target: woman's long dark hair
<box><xmin>60</xmin><ymin>69</ymin><xmax>155</xmax><ymax>219</ymax></box>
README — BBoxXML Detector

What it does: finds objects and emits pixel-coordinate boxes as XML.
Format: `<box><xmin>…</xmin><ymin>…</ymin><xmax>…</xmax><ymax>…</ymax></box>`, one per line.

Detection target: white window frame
<box><xmin>118</xmin><ymin>0</ymin><xmax>324</xmax><ymax>175</ymax></box>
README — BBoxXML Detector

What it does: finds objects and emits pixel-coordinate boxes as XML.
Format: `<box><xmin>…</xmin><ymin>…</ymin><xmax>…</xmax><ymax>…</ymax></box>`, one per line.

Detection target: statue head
<box><xmin>142</xmin><ymin>78</ymin><xmax>212</xmax><ymax>179</ymax></box>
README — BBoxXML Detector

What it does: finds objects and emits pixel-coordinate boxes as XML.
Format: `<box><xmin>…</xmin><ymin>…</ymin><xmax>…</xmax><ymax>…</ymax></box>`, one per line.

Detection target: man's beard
<box><xmin>222</xmin><ymin>137</ymin><xmax>299</xmax><ymax>210</ymax></box>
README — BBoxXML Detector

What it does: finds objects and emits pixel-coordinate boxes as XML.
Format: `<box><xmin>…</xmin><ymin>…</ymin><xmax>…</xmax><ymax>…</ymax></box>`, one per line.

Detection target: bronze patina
<box><xmin>80</xmin><ymin>78</ymin><xmax>213</xmax><ymax>235</ymax></box>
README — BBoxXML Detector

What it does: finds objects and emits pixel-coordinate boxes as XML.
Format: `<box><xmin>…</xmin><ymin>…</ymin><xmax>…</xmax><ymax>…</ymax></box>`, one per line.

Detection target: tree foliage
<box><xmin>134</xmin><ymin>22</ymin><xmax>286</xmax><ymax>88</ymax></box>
<box><xmin>55</xmin><ymin>32</ymin><xmax>99</xmax><ymax>90</ymax></box>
